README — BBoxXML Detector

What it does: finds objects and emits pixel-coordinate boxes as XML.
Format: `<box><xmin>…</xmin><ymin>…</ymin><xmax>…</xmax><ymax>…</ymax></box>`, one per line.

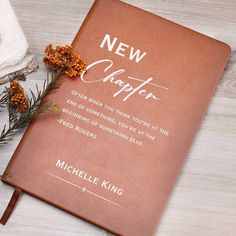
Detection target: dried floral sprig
<box><xmin>0</xmin><ymin>44</ymin><xmax>87</xmax><ymax>145</ymax></box>
<box><xmin>0</xmin><ymin>72</ymin><xmax>60</xmax><ymax>144</ymax></box>
<box><xmin>0</xmin><ymin>73</ymin><xmax>27</xmax><ymax>109</ymax></box>
<box><xmin>8</xmin><ymin>80</ymin><xmax>28</xmax><ymax>113</ymax></box>
<box><xmin>43</xmin><ymin>44</ymin><xmax>86</xmax><ymax>77</ymax></box>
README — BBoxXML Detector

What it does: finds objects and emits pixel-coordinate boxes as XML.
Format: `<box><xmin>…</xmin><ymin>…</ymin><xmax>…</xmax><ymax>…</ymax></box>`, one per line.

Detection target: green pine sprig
<box><xmin>0</xmin><ymin>70</ymin><xmax>63</xmax><ymax>145</ymax></box>
<box><xmin>0</xmin><ymin>71</ymin><xmax>27</xmax><ymax>86</ymax></box>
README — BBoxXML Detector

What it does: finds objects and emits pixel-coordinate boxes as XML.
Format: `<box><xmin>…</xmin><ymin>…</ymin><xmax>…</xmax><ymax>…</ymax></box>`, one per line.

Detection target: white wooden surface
<box><xmin>1</xmin><ymin>0</ymin><xmax>236</xmax><ymax>235</ymax></box>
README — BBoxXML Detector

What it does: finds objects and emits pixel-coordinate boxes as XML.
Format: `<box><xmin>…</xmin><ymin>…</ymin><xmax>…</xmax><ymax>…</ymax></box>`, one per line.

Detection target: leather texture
<box><xmin>1</xmin><ymin>0</ymin><xmax>231</xmax><ymax>235</ymax></box>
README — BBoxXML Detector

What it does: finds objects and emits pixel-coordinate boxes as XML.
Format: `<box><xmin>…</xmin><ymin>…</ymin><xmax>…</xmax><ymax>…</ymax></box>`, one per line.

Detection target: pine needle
<box><xmin>0</xmin><ymin>70</ymin><xmax>62</xmax><ymax>145</ymax></box>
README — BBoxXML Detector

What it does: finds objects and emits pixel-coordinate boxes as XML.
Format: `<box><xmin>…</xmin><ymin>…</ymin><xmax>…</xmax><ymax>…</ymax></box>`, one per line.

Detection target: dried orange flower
<box><xmin>8</xmin><ymin>80</ymin><xmax>28</xmax><ymax>113</ymax></box>
<box><xmin>43</xmin><ymin>44</ymin><xmax>86</xmax><ymax>77</ymax></box>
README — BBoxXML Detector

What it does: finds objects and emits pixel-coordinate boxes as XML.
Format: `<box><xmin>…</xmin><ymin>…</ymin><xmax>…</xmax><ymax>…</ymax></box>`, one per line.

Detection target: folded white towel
<box><xmin>0</xmin><ymin>0</ymin><xmax>36</xmax><ymax>78</ymax></box>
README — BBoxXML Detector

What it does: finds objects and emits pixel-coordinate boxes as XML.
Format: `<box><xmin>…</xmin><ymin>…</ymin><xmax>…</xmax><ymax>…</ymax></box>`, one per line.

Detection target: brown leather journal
<box><xmin>0</xmin><ymin>0</ymin><xmax>231</xmax><ymax>235</ymax></box>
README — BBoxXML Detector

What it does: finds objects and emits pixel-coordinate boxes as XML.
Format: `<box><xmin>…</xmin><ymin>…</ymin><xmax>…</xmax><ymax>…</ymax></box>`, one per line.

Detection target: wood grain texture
<box><xmin>0</xmin><ymin>0</ymin><xmax>236</xmax><ymax>235</ymax></box>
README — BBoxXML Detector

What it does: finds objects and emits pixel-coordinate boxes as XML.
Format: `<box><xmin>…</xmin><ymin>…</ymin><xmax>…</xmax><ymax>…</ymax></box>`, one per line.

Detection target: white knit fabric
<box><xmin>0</xmin><ymin>0</ymin><xmax>29</xmax><ymax>77</ymax></box>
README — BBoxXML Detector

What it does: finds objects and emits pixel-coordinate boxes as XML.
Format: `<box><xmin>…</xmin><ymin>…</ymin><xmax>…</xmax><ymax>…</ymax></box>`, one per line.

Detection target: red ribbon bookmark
<box><xmin>0</xmin><ymin>188</ymin><xmax>22</xmax><ymax>225</ymax></box>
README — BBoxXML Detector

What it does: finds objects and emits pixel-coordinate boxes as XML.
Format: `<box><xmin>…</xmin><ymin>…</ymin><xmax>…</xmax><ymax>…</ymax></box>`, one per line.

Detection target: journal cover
<box><xmin>0</xmin><ymin>0</ymin><xmax>231</xmax><ymax>235</ymax></box>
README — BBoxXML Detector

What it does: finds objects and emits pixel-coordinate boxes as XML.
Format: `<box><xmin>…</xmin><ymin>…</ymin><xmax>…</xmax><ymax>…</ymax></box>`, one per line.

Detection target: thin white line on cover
<box><xmin>44</xmin><ymin>171</ymin><xmax>125</xmax><ymax>209</ymax></box>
